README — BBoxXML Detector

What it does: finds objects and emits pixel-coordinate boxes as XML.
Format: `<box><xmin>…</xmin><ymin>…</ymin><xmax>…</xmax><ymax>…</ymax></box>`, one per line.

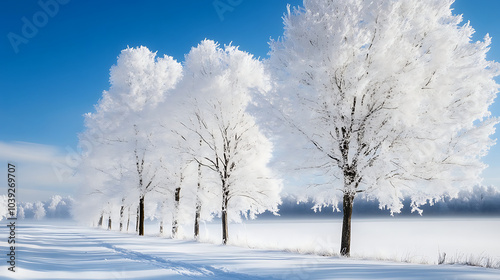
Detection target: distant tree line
<box><xmin>275</xmin><ymin>186</ymin><xmax>500</xmax><ymax>217</ymax></box>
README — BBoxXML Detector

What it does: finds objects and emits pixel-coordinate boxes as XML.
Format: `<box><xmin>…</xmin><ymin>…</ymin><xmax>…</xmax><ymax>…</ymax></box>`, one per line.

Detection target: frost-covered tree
<box><xmin>46</xmin><ymin>195</ymin><xmax>73</xmax><ymax>218</ymax></box>
<box><xmin>155</xmin><ymin>150</ymin><xmax>194</xmax><ymax>238</ymax></box>
<box><xmin>48</xmin><ymin>195</ymin><xmax>63</xmax><ymax>212</ymax></box>
<box><xmin>157</xmin><ymin>89</ymin><xmax>218</xmax><ymax>239</ymax></box>
<box><xmin>180</xmin><ymin>40</ymin><xmax>282</xmax><ymax>244</ymax></box>
<box><xmin>268</xmin><ymin>0</ymin><xmax>498</xmax><ymax>256</ymax></box>
<box><xmin>151</xmin><ymin>90</ymin><xmax>199</xmax><ymax>237</ymax></box>
<box><xmin>75</xmin><ymin>136</ymin><xmax>127</xmax><ymax>227</ymax></box>
<box><xmin>34</xmin><ymin>201</ymin><xmax>46</xmax><ymax>220</ymax></box>
<box><xmin>78</xmin><ymin>46</ymin><xmax>182</xmax><ymax>235</ymax></box>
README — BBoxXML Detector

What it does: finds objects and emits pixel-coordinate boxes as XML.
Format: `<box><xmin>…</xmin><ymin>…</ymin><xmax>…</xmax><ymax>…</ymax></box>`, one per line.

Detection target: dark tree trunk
<box><xmin>172</xmin><ymin>187</ymin><xmax>181</xmax><ymax>238</ymax></box>
<box><xmin>194</xmin><ymin>162</ymin><xmax>202</xmax><ymax>239</ymax></box>
<box><xmin>340</xmin><ymin>192</ymin><xmax>355</xmax><ymax>256</ymax></box>
<box><xmin>108</xmin><ymin>216</ymin><xmax>112</xmax><ymax>230</ymax></box>
<box><xmin>139</xmin><ymin>195</ymin><xmax>145</xmax><ymax>236</ymax></box>
<box><xmin>221</xmin><ymin>190</ymin><xmax>229</xmax><ymax>245</ymax></box>
<box><xmin>221</xmin><ymin>209</ymin><xmax>228</xmax><ymax>245</ymax></box>
<box><xmin>159</xmin><ymin>201</ymin><xmax>165</xmax><ymax>235</ymax></box>
<box><xmin>97</xmin><ymin>213</ymin><xmax>103</xmax><ymax>228</ymax></box>
<box><xmin>119</xmin><ymin>203</ymin><xmax>125</xmax><ymax>232</ymax></box>
<box><xmin>126</xmin><ymin>207</ymin><xmax>130</xmax><ymax>232</ymax></box>
<box><xmin>194</xmin><ymin>204</ymin><xmax>201</xmax><ymax>239</ymax></box>
<box><xmin>136</xmin><ymin>206</ymin><xmax>139</xmax><ymax>233</ymax></box>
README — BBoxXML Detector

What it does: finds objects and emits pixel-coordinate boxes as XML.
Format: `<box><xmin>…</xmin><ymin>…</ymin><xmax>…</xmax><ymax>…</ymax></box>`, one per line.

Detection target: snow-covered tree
<box><xmin>149</xmin><ymin>89</ymin><xmax>199</xmax><ymax>237</ymax></box>
<box><xmin>48</xmin><ymin>195</ymin><xmax>63</xmax><ymax>212</ymax></box>
<box><xmin>78</xmin><ymin>46</ymin><xmax>182</xmax><ymax>235</ymax></box>
<box><xmin>155</xmin><ymin>150</ymin><xmax>195</xmax><ymax>238</ymax></box>
<box><xmin>268</xmin><ymin>0</ymin><xmax>498</xmax><ymax>256</ymax></box>
<box><xmin>155</xmin><ymin>88</ymin><xmax>219</xmax><ymax>239</ymax></box>
<box><xmin>46</xmin><ymin>195</ymin><xmax>73</xmax><ymax>219</ymax></box>
<box><xmin>179</xmin><ymin>40</ymin><xmax>282</xmax><ymax>244</ymax></box>
<box><xmin>34</xmin><ymin>201</ymin><xmax>46</xmax><ymax>220</ymax></box>
<box><xmin>17</xmin><ymin>204</ymin><xmax>25</xmax><ymax>220</ymax></box>
<box><xmin>74</xmin><ymin>137</ymin><xmax>127</xmax><ymax>226</ymax></box>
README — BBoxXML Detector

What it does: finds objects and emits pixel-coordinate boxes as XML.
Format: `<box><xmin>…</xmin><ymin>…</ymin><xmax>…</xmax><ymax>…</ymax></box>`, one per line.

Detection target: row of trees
<box><xmin>76</xmin><ymin>41</ymin><xmax>282</xmax><ymax>244</ymax></box>
<box><xmin>77</xmin><ymin>0</ymin><xmax>498</xmax><ymax>256</ymax></box>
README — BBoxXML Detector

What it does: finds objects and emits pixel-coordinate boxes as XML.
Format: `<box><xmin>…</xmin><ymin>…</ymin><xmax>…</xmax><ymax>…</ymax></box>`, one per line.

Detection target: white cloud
<box><xmin>0</xmin><ymin>141</ymin><xmax>80</xmax><ymax>202</ymax></box>
<box><xmin>0</xmin><ymin>141</ymin><xmax>60</xmax><ymax>163</ymax></box>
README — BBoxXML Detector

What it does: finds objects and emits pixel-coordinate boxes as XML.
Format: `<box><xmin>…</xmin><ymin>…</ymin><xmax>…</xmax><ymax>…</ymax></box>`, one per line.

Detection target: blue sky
<box><xmin>1</xmin><ymin>0</ymin><xmax>500</xmax><ymax>201</ymax></box>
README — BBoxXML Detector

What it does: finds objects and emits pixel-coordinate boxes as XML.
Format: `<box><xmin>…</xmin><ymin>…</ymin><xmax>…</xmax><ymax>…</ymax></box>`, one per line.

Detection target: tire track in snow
<box><xmin>80</xmin><ymin>233</ymin><xmax>275</xmax><ymax>280</ymax></box>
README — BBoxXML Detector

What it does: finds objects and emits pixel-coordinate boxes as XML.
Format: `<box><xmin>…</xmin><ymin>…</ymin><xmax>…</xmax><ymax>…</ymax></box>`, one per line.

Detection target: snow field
<box><xmin>171</xmin><ymin>217</ymin><xmax>500</xmax><ymax>265</ymax></box>
<box><xmin>1</xmin><ymin>219</ymin><xmax>499</xmax><ymax>279</ymax></box>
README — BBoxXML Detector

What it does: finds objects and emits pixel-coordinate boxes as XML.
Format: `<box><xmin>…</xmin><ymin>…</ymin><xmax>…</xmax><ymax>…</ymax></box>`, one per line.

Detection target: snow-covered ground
<box><xmin>201</xmin><ymin>217</ymin><xmax>500</xmax><ymax>264</ymax></box>
<box><xmin>1</xmin><ymin>218</ymin><xmax>499</xmax><ymax>279</ymax></box>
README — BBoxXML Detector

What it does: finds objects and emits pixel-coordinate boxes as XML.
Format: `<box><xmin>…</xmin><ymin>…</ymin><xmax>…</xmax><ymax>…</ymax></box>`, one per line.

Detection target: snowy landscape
<box><xmin>1</xmin><ymin>218</ymin><xmax>499</xmax><ymax>279</ymax></box>
<box><xmin>2</xmin><ymin>0</ymin><xmax>500</xmax><ymax>279</ymax></box>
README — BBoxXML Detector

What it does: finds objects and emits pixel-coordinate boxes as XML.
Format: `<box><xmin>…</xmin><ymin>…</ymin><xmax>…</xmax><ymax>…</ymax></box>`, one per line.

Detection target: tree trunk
<box><xmin>159</xmin><ymin>201</ymin><xmax>165</xmax><ymax>235</ymax></box>
<box><xmin>194</xmin><ymin>162</ymin><xmax>202</xmax><ymax>239</ymax></box>
<box><xmin>221</xmin><ymin>209</ymin><xmax>228</xmax><ymax>245</ymax></box>
<box><xmin>221</xmin><ymin>190</ymin><xmax>229</xmax><ymax>245</ymax></box>
<box><xmin>97</xmin><ymin>213</ymin><xmax>103</xmax><ymax>228</ymax></box>
<box><xmin>119</xmin><ymin>203</ymin><xmax>125</xmax><ymax>232</ymax></box>
<box><xmin>194</xmin><ymin>204</ymin><xmax>201</xmax><ymax>239</ymax></box>
<box><xmin>340</xmin><ymin>192</ymin><xmax>354</xmax><ymax>256</ymax></box>
<box><xmin>139</xmin><ymin>195</ymin><xmax>145</xmax><ymax>236</ymax></box>
<box><xmin>108</xmin><ymin>216</ymin><xmax>112</xmax><ymax>230</ymax></box>
<box><xmin>172</xmin><ymin>187</ymin><xmax>181</xmax><ymax>238</ymax></box>
<box><xmin>136</xmin><ymin>206</ymin><xmax>139</xmax><ymax>233</ymax></box>
<box><xmin>127</xmin><ymin>206</ymin><xmax>130</xmax><ymax>232</ymax></box>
